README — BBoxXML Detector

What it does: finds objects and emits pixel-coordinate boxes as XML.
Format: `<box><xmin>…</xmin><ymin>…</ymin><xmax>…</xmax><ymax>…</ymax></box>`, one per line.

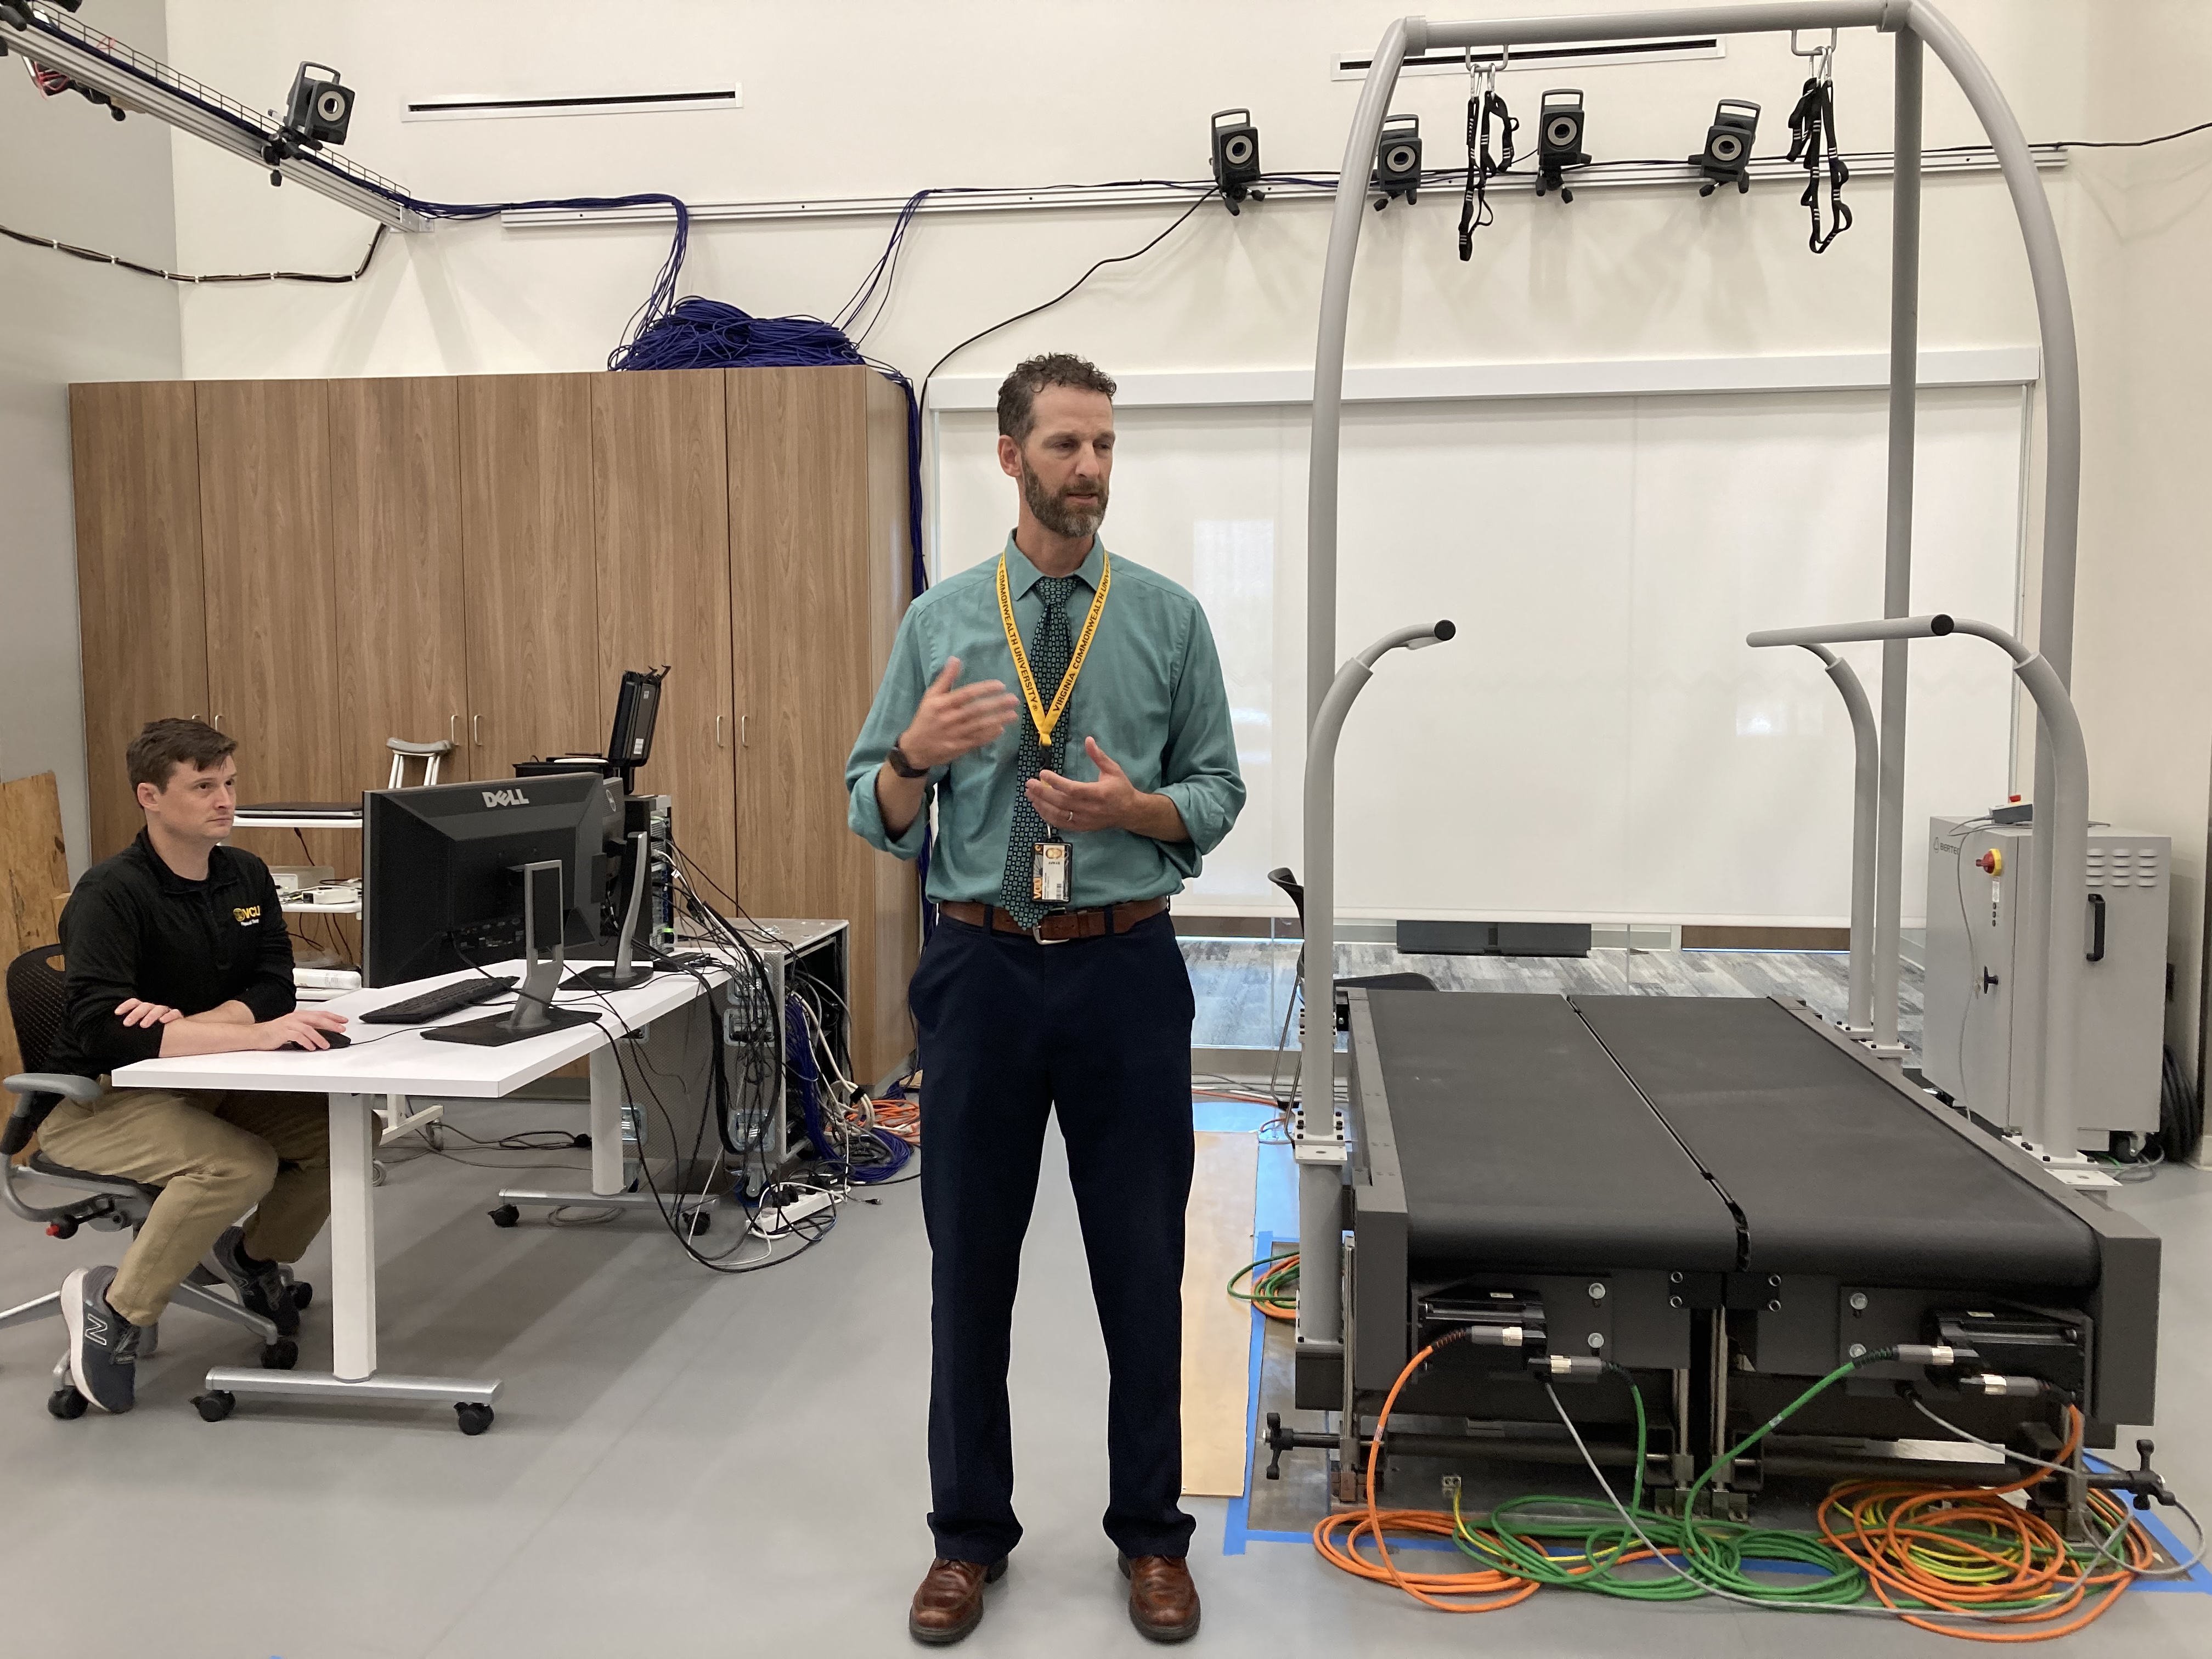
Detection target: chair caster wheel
<box><xmin>262</xmin><ymin>1338</ymin><xmax>299</xmax><ymax>1370</ymax></box>
<box><xmin>488</xmin><ymin>1204</ymin><xmax>521</xmax><ymax>1229</ymax></box>
<box><xmin>371</xmin><ymin>1160</ymin><xmax>387</xmax><ymax>1187</ymax></box>
<box><xmin>455</xmin><ymin>1402</ymin><xmax>494</xmax><ymax>1435</ymax></box>
<box><xmin>47</xmin><ymin>1385</ymin><xmax>87</xmax><ymax>1419</ymax></box>
<box><xmin>193</xmin><ymin>1390</ymin><xmax>236</xmax><ymax>1423</ymax></box>
<box><xmin>289</xmin><ymin>1280</ymin><xmax>313</xmax><ymax>1310</ymax></box>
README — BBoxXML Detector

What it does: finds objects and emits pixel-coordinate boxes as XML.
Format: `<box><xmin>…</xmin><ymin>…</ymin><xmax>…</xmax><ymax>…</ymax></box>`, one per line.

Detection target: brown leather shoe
<box><xmin>909</xmin><ymin>1556</ymin><xmax>1007</xmax><ymax>1646</ymax></box>
<box><xmin>1119</xmin><ymin>1554</ymin><xmax>1200</xmax><ymax>1643</ymax></box>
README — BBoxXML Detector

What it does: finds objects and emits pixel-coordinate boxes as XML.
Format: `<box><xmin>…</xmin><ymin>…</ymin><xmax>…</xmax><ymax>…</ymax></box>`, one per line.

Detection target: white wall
<box><xmin>2067</xmin><ymin>3</ymin><xmax>2212</xmax><ymax>1079</ymax></box>
<box><xmin>133</xmin><ymin>2</ymin><xmax>2211</xmax><ymax>1056</ymax></box>
<box><xmin>0</xmin><ymin>0</ymin><xmax>183</xmax><ymax>872</ymax></box>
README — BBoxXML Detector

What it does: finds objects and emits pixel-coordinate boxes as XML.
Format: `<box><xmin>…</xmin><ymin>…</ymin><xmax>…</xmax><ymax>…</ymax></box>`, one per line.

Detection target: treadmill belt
<box><xmin>1569</xmin><ymin>996</ymin><xmax>2099</xmax><ymax>1289</ymax></box>
<box><xmin>1367</xmin><ymin>991</ymin><xmax>1739</xmax><ymax>1271</ymax></box>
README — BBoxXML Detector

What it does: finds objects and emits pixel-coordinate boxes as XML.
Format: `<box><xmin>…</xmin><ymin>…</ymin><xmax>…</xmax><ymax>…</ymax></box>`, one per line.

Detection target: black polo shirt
<box><xmin>46</xmin><ymin>830</ymin><xmax>295</xmax><ymax>1079</ymax></box>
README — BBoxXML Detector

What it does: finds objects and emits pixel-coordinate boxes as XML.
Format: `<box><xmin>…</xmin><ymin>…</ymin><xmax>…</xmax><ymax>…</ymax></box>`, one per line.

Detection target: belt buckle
<box><xmin>1032</xmin><ymin>915</ymin><xmax>1074</xmax><ymax>945</ymax></box>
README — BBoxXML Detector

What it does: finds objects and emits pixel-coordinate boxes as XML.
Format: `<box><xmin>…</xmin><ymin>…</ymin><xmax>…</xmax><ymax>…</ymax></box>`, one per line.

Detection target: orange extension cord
<box><xmin>1311</xmin><ymin>1340</ymin><xmax>2164</xmax><ymax>1639</ymax></box>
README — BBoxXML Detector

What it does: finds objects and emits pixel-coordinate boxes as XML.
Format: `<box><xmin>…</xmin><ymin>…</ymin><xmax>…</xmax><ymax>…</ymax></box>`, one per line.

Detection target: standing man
<box><xmin>848</xmin><ymin>353</ymin><xmax>1244</xmax><ymax>1645</ymax></box>
<box><xmin>40</xmin><ymin>719</ymin><xmax>348</xmax><ymax>1413</ymax></box>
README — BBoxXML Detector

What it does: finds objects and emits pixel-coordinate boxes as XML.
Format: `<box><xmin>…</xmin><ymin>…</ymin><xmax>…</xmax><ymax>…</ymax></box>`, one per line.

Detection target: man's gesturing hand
<box><xmin>1028</xmin><ymin>737</ymin><xmax>1144</xmax><ymax>834</ymax></box>
<box><xmin>897</xmin><ymin>658</ymin><xmax>1021</xmax><ymax>770</ymax></box>
<box><xmin>115</xmin><ymin>998</ymin><xmax>182</xmax><ymax>1029</ymax></box>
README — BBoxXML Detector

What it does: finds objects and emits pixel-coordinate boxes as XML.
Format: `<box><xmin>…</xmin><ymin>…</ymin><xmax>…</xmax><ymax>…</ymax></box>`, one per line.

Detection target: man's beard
<box><xmin>1020</xmin><ymin>459</ymin><xmax>1108</xmax><ymax>539</ymax></box>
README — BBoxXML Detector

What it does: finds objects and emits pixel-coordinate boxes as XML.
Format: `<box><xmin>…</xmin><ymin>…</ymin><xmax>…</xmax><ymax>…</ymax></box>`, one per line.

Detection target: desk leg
<box><xmin>197</xmin><ymin>1092</ymin><xmax>502</xmax><ymax>1427</ymax></box>
<box><xmin>589</xmin><ymin>1044</ymin><xmax>625</xmax><ymax>1197</ymax></box>
<box><xmin>330</xmin><ymin>1092</ymin><xmax>378</xmax><ymax>1380</ymax></box>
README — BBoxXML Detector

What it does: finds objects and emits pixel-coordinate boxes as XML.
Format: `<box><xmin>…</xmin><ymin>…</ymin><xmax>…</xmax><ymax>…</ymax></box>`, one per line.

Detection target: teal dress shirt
<box><xmin>847</xmin><ymin>535</ymin><xmax>1245</xmax><ymax>906</ymax></box>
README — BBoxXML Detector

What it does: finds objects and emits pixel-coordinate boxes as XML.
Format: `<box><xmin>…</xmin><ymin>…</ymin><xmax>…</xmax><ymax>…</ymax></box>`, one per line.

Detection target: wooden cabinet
<box><xmin>591</xmin><ymin>370</ymin><xmax>737</xmax><ymax>898</ymax></box>
<box><xmin>194</xmin><ymin>380</ymin><xmax>345</xmax><ymax>809</ymax></box>
<box><xmin>67</xmin><ymin>381</ymin><xmax>210</xmax><ymax>861</ymax></box>
<box><xmin>72</xmin><ymin>366</ymin><xmax>918</xmax><ymax>1080</ymax></box>
<box><xmin>459</xmin><ymin>374</ymin><xmax>602</xmax><ymax>769</ymax></box>
<box><xmin>330</xmin><ymin>377</ymin><xmax>470</xmax><ymax>786</ymax></box>
<box><xmin>730</xmin><ymin>366</ymin><xmax>917</xmax><ymax>1079</ymax></box>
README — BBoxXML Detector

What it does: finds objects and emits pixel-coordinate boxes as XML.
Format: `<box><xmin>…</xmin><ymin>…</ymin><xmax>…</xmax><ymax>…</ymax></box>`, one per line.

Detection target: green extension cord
<box><xmin>1443</xmin><ymin>1349</ymin><xmax>2131</xmax><ymax>1615</ymax></box>
<box><xmin>1448</xmin><ymin>1358</ymin><xmax>1870</xmax><ymax>1606</ymax></box>
<box><xmin>1228</xmin><ymin>1252</ymin><xmax>1299</xmax><ymax>1314</ymax></box>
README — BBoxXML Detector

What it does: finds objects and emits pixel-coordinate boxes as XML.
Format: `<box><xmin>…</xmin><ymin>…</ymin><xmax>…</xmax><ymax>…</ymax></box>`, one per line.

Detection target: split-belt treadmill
<box><xmin>1279</xmin><ymin>990</ymin><xmax>2161</xmax><ymax>1519</ymax></box>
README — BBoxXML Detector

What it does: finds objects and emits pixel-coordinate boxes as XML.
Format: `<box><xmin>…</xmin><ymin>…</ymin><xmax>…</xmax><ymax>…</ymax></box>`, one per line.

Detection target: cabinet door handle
<box><xmin>450</xmin><ymin>713</ymin><xmax>460</xmax><ymax>746</ymax></box>
<box><xmin>211</xmin><ymin>713</ymin><xmax>224</xmax><ymax>732</ymax></box>
<box><xmin>715</xmin><ymin>714</ymin><xmax>725</xmax><ymax>748</ymax></box>
<box><xmin>740</xmin><ymin>714</ymin><xmax>748</xmax><ymax>748</ymax></box>
<box><xmin>471</xmin><ymin>714</ymin><xmax>483</xmax><ymax>747</ymax></box>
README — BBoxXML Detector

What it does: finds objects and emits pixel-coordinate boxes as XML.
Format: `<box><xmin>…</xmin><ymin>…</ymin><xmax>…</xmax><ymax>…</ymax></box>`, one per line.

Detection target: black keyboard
<box><xmin>360</xmin><ymin>975</ymin><xmax>518</xmax><ymax>1025</ymax></box>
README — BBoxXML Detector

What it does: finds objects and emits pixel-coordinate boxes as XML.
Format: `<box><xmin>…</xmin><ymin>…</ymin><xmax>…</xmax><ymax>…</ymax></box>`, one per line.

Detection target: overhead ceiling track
<box><xmin>501</xmin><ymin>144</ymin><xmax>2062</xmax><ymax>230</ymax></box>
<box><xmin>0</xmin><ymin>1</ymin><xmax>423</xmax><ymax>230</ymax></box>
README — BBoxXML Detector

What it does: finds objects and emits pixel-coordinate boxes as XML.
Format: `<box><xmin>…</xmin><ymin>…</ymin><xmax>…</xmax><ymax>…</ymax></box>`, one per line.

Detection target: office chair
<box><xmin>1264</xmin><ymin>868</ymin><xmax>1438</xmax><ymax>995</ymax></box>
<box><xmin>0</xmin><ymin>944</ymin><xmax>303</xmax><ymax>1418</ymax></box>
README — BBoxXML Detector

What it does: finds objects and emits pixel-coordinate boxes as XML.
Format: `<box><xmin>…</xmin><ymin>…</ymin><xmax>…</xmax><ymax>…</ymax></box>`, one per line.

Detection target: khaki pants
<box><xmin>37</xmin><ymin>1087</ymin><xmax>332</xmax><ymax>1327</ymax></box>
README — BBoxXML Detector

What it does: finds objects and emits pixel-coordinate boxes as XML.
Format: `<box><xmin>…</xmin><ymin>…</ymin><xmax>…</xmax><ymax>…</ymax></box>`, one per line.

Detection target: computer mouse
<box><xmin>280</xmin><ymin>1030</ymin><xmax>352</xmax><ymax>1052</ymax></box>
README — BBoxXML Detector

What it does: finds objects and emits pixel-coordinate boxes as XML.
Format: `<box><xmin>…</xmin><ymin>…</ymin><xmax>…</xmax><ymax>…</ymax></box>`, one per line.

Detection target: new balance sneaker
<box><xmin>61</xmin><ymin>1265</ymin><xmax>142</xmax><ymax>1413</ymax></box>
<box><xmin>204</xmin><ymin>1225</ymin><xmax>298</xmax><ymax>1335</ymax></box>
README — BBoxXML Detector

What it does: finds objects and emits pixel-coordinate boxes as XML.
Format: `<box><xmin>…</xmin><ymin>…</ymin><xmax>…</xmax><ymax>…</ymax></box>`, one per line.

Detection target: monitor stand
<box><xmin>426</xmin><ymin>860</ymin><xmax>600</xmax><ymax>1047</ymax></box>
<box><xmin>574</xmin><ymin>830</ymin><xmax>654</xmax><ymax>992</ymax></box>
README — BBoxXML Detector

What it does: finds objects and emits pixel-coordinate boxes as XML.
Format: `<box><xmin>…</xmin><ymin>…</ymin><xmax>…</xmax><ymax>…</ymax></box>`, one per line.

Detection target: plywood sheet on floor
<box><xmin>1181</xmin><ymin>1128</ymin><xmax>1259</xmax><ymax>1498</ymax></box>
<box><xmin>0</xmin><ymin>771</ymin><xmax>70</xmax><ymax>1079</ymax></box>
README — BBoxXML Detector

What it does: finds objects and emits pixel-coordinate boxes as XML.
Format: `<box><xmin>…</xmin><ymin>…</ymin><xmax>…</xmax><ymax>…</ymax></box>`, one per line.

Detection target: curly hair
<box><xmin>996</xmin><ymin>352</ymin><xmax>1117</xmax><ymax>443</ymax></box>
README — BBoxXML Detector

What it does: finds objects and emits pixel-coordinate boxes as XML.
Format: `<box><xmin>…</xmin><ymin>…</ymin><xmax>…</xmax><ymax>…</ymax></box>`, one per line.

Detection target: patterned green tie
<box><xmin>997</xmin><ymin>574</ymin><xmax>1079</xmax><ymax>928</ymax></box>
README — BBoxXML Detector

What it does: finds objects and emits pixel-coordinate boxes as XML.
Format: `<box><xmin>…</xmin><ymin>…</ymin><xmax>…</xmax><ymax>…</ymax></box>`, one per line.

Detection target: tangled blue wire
<box><xmin>786</xmin><ymin>995</ymin><xmax>914</xmax><ymax>1185</ymax></box>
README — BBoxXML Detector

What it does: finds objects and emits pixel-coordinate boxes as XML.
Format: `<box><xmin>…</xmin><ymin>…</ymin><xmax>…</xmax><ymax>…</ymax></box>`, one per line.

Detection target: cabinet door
<box><xmin>591</xmin><ymin>370</ymin><xmax>737</xmax><ymax>895</ymax></box>
<box><xmin>69</xmin><ymin>381</ymin><xmax>211</xmax><ymax>860</ymax></box>
<box><xmin>195</xmin><ymin>380</ymin><xmax>345</xmax><ymax>809</ymax></box>
<box><xmin>331</xmin><ymin>377</ymin><xmax>470</xmax><ymax>787</ymax></box>
<box><xmin>459</xmin><ymin>374</ymin><xmax>601</xmax><ymax>771</ymax></box>
<box><xmin>730</xmin><ymin>366</ymin><xmax>917</xmax><ymax>1081</ymax></box>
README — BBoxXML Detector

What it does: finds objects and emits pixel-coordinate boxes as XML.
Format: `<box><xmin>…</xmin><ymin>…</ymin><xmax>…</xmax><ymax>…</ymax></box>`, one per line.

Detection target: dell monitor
<box><xmin>363</xmin><ymin>772</ymin><xmax>620</xmax><ymax>1043</ymax></box>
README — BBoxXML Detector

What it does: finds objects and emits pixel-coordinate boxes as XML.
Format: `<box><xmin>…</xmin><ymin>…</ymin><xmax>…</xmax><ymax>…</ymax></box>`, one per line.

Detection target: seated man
<box><xmin>40</xmin><ymin>718</ymin><xmax>348</xmax><ymax>1413</ymax></box>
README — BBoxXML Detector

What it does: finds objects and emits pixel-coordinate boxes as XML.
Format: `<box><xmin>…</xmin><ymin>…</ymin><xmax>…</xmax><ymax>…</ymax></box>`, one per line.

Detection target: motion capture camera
<box><xmin>1372</xmin><ymin>112</ymin><xmax>1423</xmax><ymax>210</ymax></box>
<box><xmin>286</xmin><ymin>61</ymin><xmax>355</xmax><ymax>147</ymax></box>
<box><xmin>1534</xmin><ymin>88</ymin><xmax>1590</xmax><ymax>202</ymax></box>
<box><xmin>1210</xmin><ymin>108</ymin><xmax>1262</xmax><ymax>215</ymax></box>
<box><xmin>1692</xmin><ymin>98</ymin><xmax>1760</xmax><ymax>195</ymax></box>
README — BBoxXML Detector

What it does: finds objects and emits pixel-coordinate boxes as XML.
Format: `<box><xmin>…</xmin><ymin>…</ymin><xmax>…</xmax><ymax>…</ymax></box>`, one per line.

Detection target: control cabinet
<box><xmin>1924</xmin><ymin>817</ymin><xmax>2168</xmax><ymax>1144</ymax></box>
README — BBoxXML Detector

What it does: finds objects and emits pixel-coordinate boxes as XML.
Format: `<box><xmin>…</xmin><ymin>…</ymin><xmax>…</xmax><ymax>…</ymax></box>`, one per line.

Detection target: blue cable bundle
<box><xmin>786</xmin><ymin>995</ymin><xmax>914</xmax><ymax>1185</ymax></box>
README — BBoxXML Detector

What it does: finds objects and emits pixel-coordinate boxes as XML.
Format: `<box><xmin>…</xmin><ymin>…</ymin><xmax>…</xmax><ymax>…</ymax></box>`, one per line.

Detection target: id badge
<box><xmin>1032</xmin><ymin>840</ymin><xmax>1071</xmax><ymax>906</ymax></box>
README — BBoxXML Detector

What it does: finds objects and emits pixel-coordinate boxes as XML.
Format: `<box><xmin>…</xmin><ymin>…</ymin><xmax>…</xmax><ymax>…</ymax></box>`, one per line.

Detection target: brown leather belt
<box><xmin>938</xmin><ymin>896</ymin><xmax>1169</xmax><ymax>943</ymax></box>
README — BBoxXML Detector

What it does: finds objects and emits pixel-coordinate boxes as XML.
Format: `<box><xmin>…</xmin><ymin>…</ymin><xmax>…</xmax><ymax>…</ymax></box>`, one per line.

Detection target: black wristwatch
<box><xmin>886</xmin><ymin>742</ymin><xmax>929</xmax><ymax>780</ymax></box>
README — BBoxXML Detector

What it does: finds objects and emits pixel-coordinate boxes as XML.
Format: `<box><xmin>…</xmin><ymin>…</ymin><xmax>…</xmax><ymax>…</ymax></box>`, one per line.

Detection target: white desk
<box><xmin>110</xmin><ymin>956</ymin><xmax>729</xmax><ymax>1429</ymax></box>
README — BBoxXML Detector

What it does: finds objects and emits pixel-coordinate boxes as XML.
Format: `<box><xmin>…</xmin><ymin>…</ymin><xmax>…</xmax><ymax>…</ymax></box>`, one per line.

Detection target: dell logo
<box><xmin>481</xmin><ymin>788</ymin><xmax>532</xmax><ymax>809</ymax></box>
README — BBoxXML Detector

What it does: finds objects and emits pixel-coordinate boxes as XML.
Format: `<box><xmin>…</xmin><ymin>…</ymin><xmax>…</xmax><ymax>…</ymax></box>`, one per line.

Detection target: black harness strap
<box><xmin>1786</xmin><ymin>72</ymin><xmax>1853</xmax><ymax>253</ymax></box>
<box><xmin>1458</xmin><ymin>88</ymin><xmax>1516</xmax><ymax>261</ymax></box>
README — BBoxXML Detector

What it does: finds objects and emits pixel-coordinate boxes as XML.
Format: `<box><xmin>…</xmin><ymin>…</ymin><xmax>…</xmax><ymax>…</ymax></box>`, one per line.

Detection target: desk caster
<box><xmin>682</xmin><ymin>1208</ymin><xmax>712</xmax><ymax>1235</ymax></box>
<box><xmin>194</xmin><ymin>1390</ymin><xmax>236</xmax><ymax>1423</ymax></box>
<box><xmin>290</xmin><ymin>1281</ymin><xmax>313</xmax><ymax>1310</ymax></box>
<box><xmin>261</xmin><ymin>1338</ymin><xmax>298</xmax><ymax>1370</ymax></box>
<box><xmin>488</xmin><ymin>1204</ymin><xmax>521</xmax><ymax>1229</ymax></box>
<box><xmin>47</xmin><ymin>1385</ymin><xmax>87</xmax><ymax>1420</ymax></box>
<box><xmin>371</xmin><ymin>1160</ymin><xmax>386</xmax><ymax>1187</ymax></box>
<box><xmin>455</xmin><ymin>1402</ymin><xmax>495</xmax><ymax>1435</ymax></box>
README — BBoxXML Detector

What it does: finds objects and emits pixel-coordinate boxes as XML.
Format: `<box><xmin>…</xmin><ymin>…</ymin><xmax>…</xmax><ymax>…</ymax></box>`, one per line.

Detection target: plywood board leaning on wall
<box><xmin>0</xmin><ymin>772</ymin><xmax>72</xmax><ymax>1080</ymax></box>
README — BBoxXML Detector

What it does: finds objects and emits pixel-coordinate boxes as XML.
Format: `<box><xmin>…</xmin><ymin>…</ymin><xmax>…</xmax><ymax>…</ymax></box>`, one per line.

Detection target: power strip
<box><xmin>754</xmin><ymin>1186</ymin><xmax>836</xmax><ymax>1237</ymax></box>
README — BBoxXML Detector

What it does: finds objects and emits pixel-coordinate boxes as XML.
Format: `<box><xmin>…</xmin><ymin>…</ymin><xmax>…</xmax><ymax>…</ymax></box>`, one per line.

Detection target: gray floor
<box><xmin>1</xmin><ymin>955</ymin><xmax>2203</xmax><ymax>1658</ymax></box>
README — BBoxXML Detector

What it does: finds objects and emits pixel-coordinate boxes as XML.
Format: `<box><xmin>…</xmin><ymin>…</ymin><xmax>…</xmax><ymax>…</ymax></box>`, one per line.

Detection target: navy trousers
<box><xmin>911</xmin><ymin>909</ymin><xmax>1197</xmax><ymax>1564</ymax></box>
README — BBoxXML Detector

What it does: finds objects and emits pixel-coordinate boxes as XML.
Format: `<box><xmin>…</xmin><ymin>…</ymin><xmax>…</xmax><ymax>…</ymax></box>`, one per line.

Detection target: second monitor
<box><xmin>363</xmin><ymin>771</ymin><xmax>619</xmax><ymax>1045</ymax></box>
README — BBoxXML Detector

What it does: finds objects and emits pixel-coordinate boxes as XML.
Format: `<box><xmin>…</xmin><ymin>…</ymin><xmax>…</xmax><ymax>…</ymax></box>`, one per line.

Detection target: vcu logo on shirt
<box><xmin>233</xmin><ymin>904</ymin><xmax>262</xmax><ymax>926</ymax></box>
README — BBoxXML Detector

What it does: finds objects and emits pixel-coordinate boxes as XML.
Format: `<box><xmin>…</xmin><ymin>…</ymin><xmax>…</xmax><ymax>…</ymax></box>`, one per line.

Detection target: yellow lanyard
<box><xmin>996</xmin><ymin>548</ymin><xmax>1110</xmax><ymax>746</ymax></box>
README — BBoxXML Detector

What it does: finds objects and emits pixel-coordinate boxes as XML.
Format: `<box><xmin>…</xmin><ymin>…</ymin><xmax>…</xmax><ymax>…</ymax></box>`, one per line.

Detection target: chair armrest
<box><xmin>5</xmin><ymin>1074</ymin><xmax>100</xmax><ymax>1105</ymax></box>
<box><xmin>2</xmin><ymin>1074</ymin><xmax>99</xmax><ymax>1158</ymax></box>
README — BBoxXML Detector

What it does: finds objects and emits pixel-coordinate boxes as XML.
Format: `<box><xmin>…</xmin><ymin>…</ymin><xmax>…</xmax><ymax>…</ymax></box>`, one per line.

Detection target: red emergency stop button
<box><xmin>1976</xmin><ymin>849</ymin><xmax>2003</xmax><ymax>876</ymax></box>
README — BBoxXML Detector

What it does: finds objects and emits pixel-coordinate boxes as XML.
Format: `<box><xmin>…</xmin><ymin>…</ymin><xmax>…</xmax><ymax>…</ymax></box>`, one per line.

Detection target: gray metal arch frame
<box><xmin>1299</xmin><ymin>2</ymin><xmax>2081</xmax><ymax>1348</ymax></box>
